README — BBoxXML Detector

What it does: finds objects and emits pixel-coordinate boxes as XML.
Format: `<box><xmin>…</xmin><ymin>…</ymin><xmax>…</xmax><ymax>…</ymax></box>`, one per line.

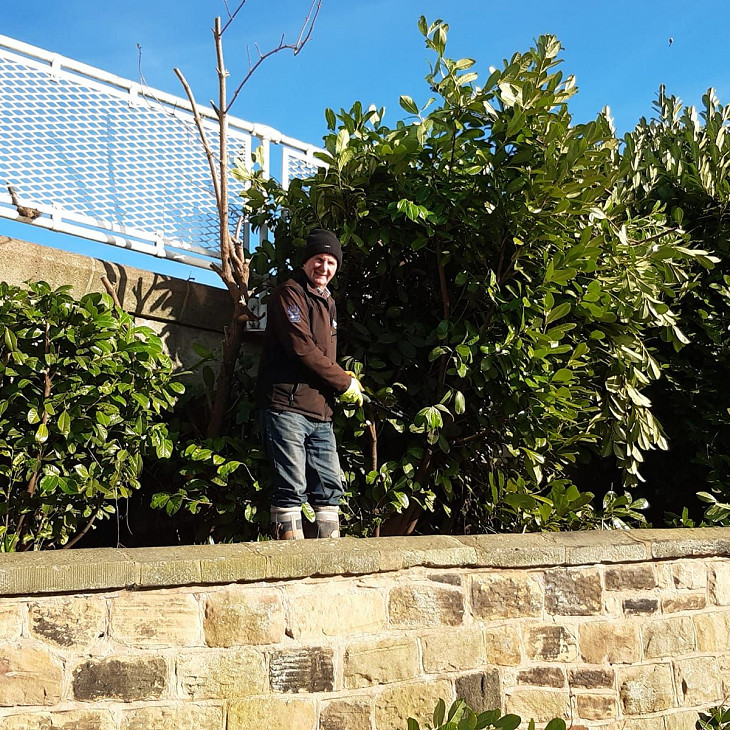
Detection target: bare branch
<box><xmin>233</xmin><ymin>213</ymin><xmax>244</xmax><ymax>243</ymax></box>
<box><xmin>174</xmin><ymin>67</ymin><xmax>222</xmax><ymax>209</ymax></box>
<box><xmin>293</xmin><ymin>0</ymin><xmax>321</xmax><ymax>52</ymax></box>
<box><xmin>100</xmin><ymin>275</ymin><xmax>122</xmax><ymax>308</ymax></box>
<box><xmin>214</xmin><ymin>16</ymin><xmax>234</xmax><ymax>288</ymax></box>
<box><xmin>221</xmin><ymin>0</ymin><xmax>248</xmax><ymax>35</ymax></box>
<box><xmin>226</xmin><ymin>0</ymin><xmax>322</xmax><ymax>113</ymax></box>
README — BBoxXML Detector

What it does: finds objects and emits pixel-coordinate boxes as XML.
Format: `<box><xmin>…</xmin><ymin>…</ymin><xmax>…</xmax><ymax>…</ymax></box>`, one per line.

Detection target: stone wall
<box><xmin>0</xmin><ymin>529</ymin><xmax>729</xmax><ymax>729</ymax></box>
<box><xmin>0</xmin><ymin>236</ymin><xmax>238</xmax><ymax>375</ymax></box>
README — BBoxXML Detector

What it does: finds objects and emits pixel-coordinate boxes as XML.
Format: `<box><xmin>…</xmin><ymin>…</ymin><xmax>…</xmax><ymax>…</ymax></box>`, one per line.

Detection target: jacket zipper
<box><xmin>288</xmin><ymin>383</ymin><xmax>299</xmax><ymax>407</ymax></box>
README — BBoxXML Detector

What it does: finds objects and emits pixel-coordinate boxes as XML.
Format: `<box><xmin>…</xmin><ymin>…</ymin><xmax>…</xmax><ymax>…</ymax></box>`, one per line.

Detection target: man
<box><xmin>257</xmin><ymin>229</ymin><xmax>363</xmax><ymax>539</ymax></box>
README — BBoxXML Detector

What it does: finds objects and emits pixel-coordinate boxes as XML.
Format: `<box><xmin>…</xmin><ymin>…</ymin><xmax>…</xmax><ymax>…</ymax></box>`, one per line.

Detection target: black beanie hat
<box><xmin>302</xmin><ymin>229</ymin><xmax>343</xmax><ymax>269</ymax></box>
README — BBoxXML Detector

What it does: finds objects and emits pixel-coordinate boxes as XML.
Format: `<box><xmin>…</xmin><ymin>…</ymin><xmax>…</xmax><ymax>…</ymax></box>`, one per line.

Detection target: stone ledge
<box><xmin>0</xmin><ymin>528</ymin><xmax>729</xmax><ymax>597</ymax></box>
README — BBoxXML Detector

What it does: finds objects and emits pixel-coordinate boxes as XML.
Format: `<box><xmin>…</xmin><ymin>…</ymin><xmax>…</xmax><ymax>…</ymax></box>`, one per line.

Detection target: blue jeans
<box><xmin>261</xmin><ymin>409</ymin><xmax>343</xmax><ymax>508</ymax></box>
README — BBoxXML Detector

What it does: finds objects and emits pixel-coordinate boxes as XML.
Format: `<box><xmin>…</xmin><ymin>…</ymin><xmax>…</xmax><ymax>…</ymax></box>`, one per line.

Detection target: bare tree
<box><xmin>174</xmin><ymin>0</ymin><xmax>322</xmax><ymax>438</ymax></box>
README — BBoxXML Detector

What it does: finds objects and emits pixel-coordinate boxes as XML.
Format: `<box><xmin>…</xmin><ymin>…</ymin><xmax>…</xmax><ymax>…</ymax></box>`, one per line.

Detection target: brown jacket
<box><xmin>257</xmin><ymin>269</ymin><xmax>351</xmax><ymax>421</ymax></box>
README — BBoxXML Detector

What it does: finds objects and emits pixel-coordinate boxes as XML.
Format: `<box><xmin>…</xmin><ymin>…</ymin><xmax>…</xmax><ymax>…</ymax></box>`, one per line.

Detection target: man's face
<box><xmin>302</xmin><ymin>253</ymin><xmax>338</xmax><ymax>289</ymax></box>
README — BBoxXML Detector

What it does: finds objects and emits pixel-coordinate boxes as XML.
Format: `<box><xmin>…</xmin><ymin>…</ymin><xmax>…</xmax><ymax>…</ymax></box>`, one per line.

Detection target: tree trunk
<box><xmin>206</xmin><ymin>301</ymin><xmax>246</xmax><ymax>439</ymax></box>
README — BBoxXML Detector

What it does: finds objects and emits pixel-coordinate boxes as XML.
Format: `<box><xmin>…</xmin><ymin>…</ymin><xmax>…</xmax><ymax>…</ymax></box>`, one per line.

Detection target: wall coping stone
<box><xmin>1</xmin><ymin>528</ymin><xmax>729</xmax><ymax>597</ymax></box>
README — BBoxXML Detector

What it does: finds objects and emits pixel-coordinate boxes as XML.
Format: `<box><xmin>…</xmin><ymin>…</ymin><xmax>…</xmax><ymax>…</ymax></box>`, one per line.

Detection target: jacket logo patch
<box><xmin>286</xmin><ymin>304</ymin><xmax>301</xmax><ymax>323</ymax></box>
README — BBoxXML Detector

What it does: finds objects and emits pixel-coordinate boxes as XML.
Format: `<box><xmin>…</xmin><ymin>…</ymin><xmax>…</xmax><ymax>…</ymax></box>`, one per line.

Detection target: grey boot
<box><xmin>312</xmin><ymin>506</ymin><xmax>340</xmax><ymax>538</ymax></box>
<box><xmin>270</xmin><ymin>507</ymin><xmax>304</xmax><ymax>540</ymax></box>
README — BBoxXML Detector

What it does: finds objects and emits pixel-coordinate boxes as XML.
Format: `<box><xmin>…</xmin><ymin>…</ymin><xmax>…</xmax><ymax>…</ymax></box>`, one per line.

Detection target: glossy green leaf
<box><xmin>58</xmin><ymin>411</ymin><xmax>71</xmax><ymax>436</ymax></box>
<box><xmin>400</xmin><ymin>95</ymin><xmax>419</xmax><ymax>115</ymax></box>
<box><xmin>34</xmin><ymin>423</ymin><xmax>48</xmax><ymax>443</ymax></box>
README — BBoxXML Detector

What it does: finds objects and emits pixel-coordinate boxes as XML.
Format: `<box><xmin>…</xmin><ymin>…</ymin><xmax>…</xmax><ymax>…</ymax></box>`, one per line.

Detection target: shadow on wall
<box><xmin>99</xmin><ymin>258</ymin><xmax>236</xmax><ymax>382</ymax></box>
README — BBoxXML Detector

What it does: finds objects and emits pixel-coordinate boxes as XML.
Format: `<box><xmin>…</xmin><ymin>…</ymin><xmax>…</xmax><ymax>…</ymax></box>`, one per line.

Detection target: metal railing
<box><xmin>0</xmin><ymin>34</ymin><xmax>327</xmax><ymax>269</ymax></box>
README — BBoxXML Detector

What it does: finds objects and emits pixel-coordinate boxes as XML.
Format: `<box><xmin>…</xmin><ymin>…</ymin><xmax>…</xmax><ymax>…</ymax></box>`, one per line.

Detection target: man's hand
<box><xmin>340</xmin><ymin>376</ymin><xmax>364</xmax><ymax>407</ymax></box>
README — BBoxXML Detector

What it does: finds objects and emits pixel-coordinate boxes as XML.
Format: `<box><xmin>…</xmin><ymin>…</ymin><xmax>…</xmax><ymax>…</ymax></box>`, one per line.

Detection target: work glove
<box><xmin>340</xmin><ymin>376</ymin><xmax>364</xmax><ymax>407</ymax></box>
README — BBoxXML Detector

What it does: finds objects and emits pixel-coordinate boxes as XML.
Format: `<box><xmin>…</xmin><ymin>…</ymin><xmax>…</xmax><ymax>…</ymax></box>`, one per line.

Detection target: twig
<box><xmin>226</xmin><ymin>0</ymin><xmax>322</xmax><ymax>113</ymax></box>
<box><xmin>62</xmin><ymin>514</ymin><xmax>98</xmax><ymax>549</ymax></box>
<box><xmin>220</xmin><ymin>0</ymin><xmax>248</xmax><ymax>35</ymax></box>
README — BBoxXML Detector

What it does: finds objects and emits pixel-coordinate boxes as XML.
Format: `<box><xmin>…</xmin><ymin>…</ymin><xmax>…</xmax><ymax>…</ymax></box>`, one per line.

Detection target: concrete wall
<box><xmin>0</xmin><ymin>528</ymin><xmax>729</xmax><ymax>729</ymax></box>
<box><xmin>0</xmin><ymin>236</ymin><xmax>237</xmax><ymax>375</ymax></box>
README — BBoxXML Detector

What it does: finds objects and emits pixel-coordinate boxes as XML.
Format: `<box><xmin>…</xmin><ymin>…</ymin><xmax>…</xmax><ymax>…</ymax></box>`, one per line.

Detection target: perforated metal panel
<box><xmin>0</xmin><ymin>34</ymin><xmax>326</xmax><ymax>269</ymax></box>
<box><xmin>282</xmin><ymin>146</ymin><xmax>325</xmax><ymax>190</ymax></box>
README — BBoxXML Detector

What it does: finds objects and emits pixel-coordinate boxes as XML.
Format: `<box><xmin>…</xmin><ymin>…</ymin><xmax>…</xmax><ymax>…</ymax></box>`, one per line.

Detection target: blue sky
<box><xmin>2</xmin><ymin>1</ymin><xmax>729</xmax><ymax>285</ymax></box>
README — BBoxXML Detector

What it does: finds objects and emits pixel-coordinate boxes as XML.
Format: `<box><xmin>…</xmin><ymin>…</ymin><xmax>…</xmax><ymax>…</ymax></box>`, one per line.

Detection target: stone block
<box><xmin>575</xmin><ymin>694</ymin><xmax>616</xmax><ymax>720</ymax></box>
<box><xmin>673</xmin><ymin>656</ymin><xmax>722</xmax><ymax>706</ymax></box>
<box><xmin>228</xmin><ymin>698</ymin><xmax>316</xmax><ymax>730</ymax></box>
<box><xmin>0</xmin><ymin>646</ymin><xmax>62</xmax><ymax>706</ymax></box>
<box><xmin>544</xmin><ymin>568</ymin><xmax>602</xmax><ymax>616</ymax></box>
<box><xmin>694</xmin><ymin>611</ymin><xmax>730</xmax><ymax>651</ymax></box>
<box><xmin>662</xmin><ymin>594</ymin><xmax>706</xmax><ymax>613</ymax></box>
<box><xmin>375</xmin><ymin>680</ymin><xmax>453</xmax><ymax>730</ymax></box>
<box><xmin>125</xmin><ymin>546</ymin><xmax>205</xmax><ymax>587</ymax></box>
<box><xmin>421</xmin><ymin>627</ymin><xmax>485</xmax><ymax>672</ymax></box>
<box><xmin>198</xmin><ymin>547</ymin><xmax>268</xmax><ymax>584</ymax></box>
<box><xmin>642</xmin><ymin>616</ymin><xmax>696</xmax><ymax>658</ymax></box>
<box><xmin>638</xmin><ymin>527</ymin><xmax>730</xmax><ymax>560</ymax></box>
<box><xmin>455</xmin><ymin>670</ymin><xmax>501</xmax><ymax>713</ymax></box>
<box><xmin>344</xmin><ymin>637</ymin><xmax>419</xmax><ymax>689</ymax></box>
<box><xmin>0</xmin><ymin>603</ymin><xmax>22</xmax><ymax>641</ymax></box>
<box><xmin>110</xmin><ymin>592</ymin><xmax>200</xmax><ymax>647</ymax></box>
<box><xmin>551</xmin><ymin>529</ymin><xmax>649</xmax><ymax>565</ymax></box>
<box><xmin>569</xmin><ymin>668</ymin><xmax>614</xmax><ymax>689</ymax></box>
<box><xmin>670</xmin><ymin>561</ymin><xmax>707</xmax><ymax>590</ymax></box>
<box><xmin>177</xmin><ymin>647</ymin><xmax>266</xmax><ymax>699</ymax></box>
<box><xmin>710</xmin><ymin>561</ymin><xmax>730</xmax><ymax>606</ymax></box>
<box><xmin>524</xmin><ymin>625</ymin><xmax>578</xmax><ymax>662</ymax></box>
<box><xmin>120</xmin><ymin>705</ymin><xmax>225</xmax><ymax>730</ymax></box>
<box><xmin>618</xmin><ymin>663</ymin><xmax>674</xmax><ymax>714</ymax></box>
<box><xmin>319</xmin><ymin>698</ymin><xmax>372</xmax><ymax>730</ymax></box>
<box><xmin>389</xmin><ymin>583</ymin><xmax>464</xmax><ymax>627</ymax></box>
<box><xmin>623</xmin><ymin>597</ymin><xmax>659</xmax><ymax>615</ymax></box>
<box><xmin>612</xmin><ymin>718</ymin><xmax>666</xmax><ymax>730</ymax></box>
<box><xmin>579</xmin><ymin>620</ymin><xmax>640</xmax><ymax>664</ymax></box>
<box><xmin>204</xmin><ymin>588</ymin><xmax>285</xmax><ymax>647</ymax></box>
<box><xmin>665</xmin><ymin>711</ymin><xmax>704</xmax><ymax>730</ymax></box>
<box><xmin>29</xmin><ymin>596</ymin><xmax>106</xmax><ymax>649</ymax></box>
<box><xmin>484</xmin><ymin>624</ymin><xmax>522</xmax><ymax>665</ymax></box>
<box><xmin>0</xmin><ymin>710</ymin><xmax>116</xmax><ymax>729</ymax></box>
<box><xmin>517</xmin><ymin>667</ymin><xmax>565</xmax><ymax>687</ymax></box>
<box><xmin>720</xmin><ymin>655</ymin><xmax>730</xmax><ymax>696</ymax></box>
<box><xmin>505</xmin><ymin>689</ymin><xmax>570</xmax><ymax>723</ymax></box>
<box><xmin>471</xmin><ymin>572</ymin><xmax>542</xmax><ymax>619</ymax></box>
<box><xmin>286</xmin><ymin>583</ymin><xmax>386</xmax><ymax>639</ymax></box>
<box><xmin>72</xmin><ymin>655</ymin><xmax>168</xmax><ymax>702</ymax></box>
<box><xmin>246</xmin><ymin>538</ymin><xmax>382</xmax><ymax>581</ymax></box>
<box><xmin>269</xmin><ymin>647</ymin><xmax>334</xmax><ymax>694</ymax></box>
<box><xmin>365</xmin><ymin>535</ymin><xmax>476</xmax><ymax>572</ymax></box>
<box><xmin>455</xmin><ymin>534</ymin><xmax>565</xmax><ymax>567</ymax></box>
<box><xmin>604</xmin><ymin>565</ymin><xmax>656</xmax><ymax>591</ymax></box>
<box><xmin>0</xmin><ymin>547</ymin><xmax>134</xmax><ymax>596</ymax></box>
